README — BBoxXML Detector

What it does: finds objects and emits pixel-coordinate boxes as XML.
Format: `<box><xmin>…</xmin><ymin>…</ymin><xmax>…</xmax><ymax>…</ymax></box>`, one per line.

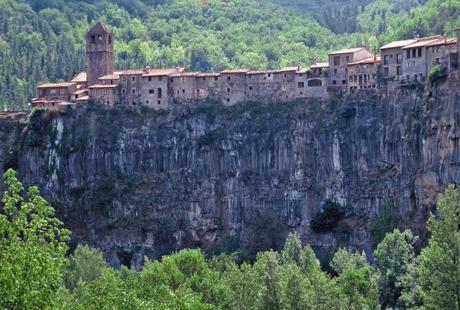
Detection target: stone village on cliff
<box><xmin>32</xmin><ymin>22</ymin><xmax>460</xmax><ymax>109</ymax></box>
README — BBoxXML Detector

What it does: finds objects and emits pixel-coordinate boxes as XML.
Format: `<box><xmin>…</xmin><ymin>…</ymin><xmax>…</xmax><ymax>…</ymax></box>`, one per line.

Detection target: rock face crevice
<box><xmin>0</xmin><ymin>77</ymin><xmax>459</xmax><ymax>270</ymax></box>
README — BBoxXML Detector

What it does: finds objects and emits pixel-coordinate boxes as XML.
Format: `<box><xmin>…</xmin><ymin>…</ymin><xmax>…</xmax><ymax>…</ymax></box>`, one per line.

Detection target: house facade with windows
<box><xmin>328</xmin><ymin>48</ymin><xmax>374</xmax><ymax>94</ymax></box>
<box><xmin>32</xmin><ymin>22</ymin><xmax>459</xmax><ymax>109</ymax></box>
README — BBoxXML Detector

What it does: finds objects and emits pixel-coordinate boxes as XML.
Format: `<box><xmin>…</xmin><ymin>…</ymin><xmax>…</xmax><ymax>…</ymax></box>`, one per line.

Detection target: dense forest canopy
<box><xmin>0</xmin><ymin>0</ymin><xmax>459</xmax><ymax>109</ymax></box>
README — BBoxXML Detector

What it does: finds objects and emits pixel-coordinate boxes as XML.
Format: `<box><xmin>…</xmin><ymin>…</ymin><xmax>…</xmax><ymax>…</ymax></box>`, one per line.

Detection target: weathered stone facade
<box><xmin>348</xmin><ymin>57</ymin><xmax>380</xmax><ymax>92</ymax></box>
<box><xmin>85</xmin><ymin>22</ymin><xmax>113</xmax><ymax>87</ymax></box>
<box><xmin>328</xmin><ymin>48</ymin><xmax>374</xmax><ymax>93</ymax></box>
<box><xmin>32</xmin><ymin>22</ymin><xmax>459</xmax><ymax>109</ymax></box>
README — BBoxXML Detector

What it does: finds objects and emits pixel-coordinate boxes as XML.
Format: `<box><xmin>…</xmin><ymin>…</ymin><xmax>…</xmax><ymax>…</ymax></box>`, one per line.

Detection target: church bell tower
<box><xmin>85</xmin><ymin>22</ymin><xmax>113</xmax><ymax>86</ymax></box>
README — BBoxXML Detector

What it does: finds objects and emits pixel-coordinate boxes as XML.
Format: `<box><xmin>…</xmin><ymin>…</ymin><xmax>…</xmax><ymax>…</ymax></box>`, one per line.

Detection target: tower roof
<box><xmin>85</xmin><ymin>22</ymin><xmax>111</xmax><ymax>38</ymax></box>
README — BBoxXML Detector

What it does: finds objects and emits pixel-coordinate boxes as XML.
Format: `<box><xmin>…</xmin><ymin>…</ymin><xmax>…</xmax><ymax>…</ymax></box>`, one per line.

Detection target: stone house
<box><xmin>380</xmin><ymin>39</ymin><xmax>416</xmax><ymax>83</ymax></box>
<box><xmin>118</xmin><ymin>69</ymin><xmax>144</xmax><ymax>106</ymax></box>
<box><xmin>401</xmin><ymin>35</ymin><xmax>448</xmax><ymax>84</ymax></box>
<box><xmin>328</xmin><ymin>48</ymin><xmax>374</xmax><ymax>93</ymax></box>
<box><xmin>139</xmin><ymin>67</ymin><xmax>182</xmax><ymax>110</ymax></box>
<box><xmin>88</xmin><ymin>84</ymin><xmax>119</xmax><ymax>106</ymax></box>
<box><xmin>305</xmin><ymin>62</ymin><xmax>328</xmax><ymax>98</ymax></box>
<box><xmin>170</xmin><ymin>72</ymin><xmax>200</xmax><ymax>102</ymax></box>
<box><xmin>347</xmin><ymin>57</ymin><xmax>380</xmax><ymax>93</ymax></box>
<box><xmin>195</xmin><ymin>73</ymin><xmax>220</xmax><ymax>100</ymax></box>
<box><xmin>32</xmin><ymin>83</ymin><xmax>77</xmax><ymax>107</ymax></box>
<box><xmin>219</xmin><ymin>69</ymin><xmax>249</xmax><ymax>106</ymax></box>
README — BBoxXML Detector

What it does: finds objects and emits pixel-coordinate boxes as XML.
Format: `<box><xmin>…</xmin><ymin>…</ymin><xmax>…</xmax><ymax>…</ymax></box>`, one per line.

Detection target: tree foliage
<box><xmin>419</xmin><ymin>184</ymin><xmax>460</xmax><ymax>310</ymax></box>
<box><xmin>1</xmin><ymin>0</ymin><xmax>458</xmax><ymax>109</ymax></box>
<box><xmin>0</xmin><ymin>168</ymin><xmax>70</xmax><ymax>309</ymax></box>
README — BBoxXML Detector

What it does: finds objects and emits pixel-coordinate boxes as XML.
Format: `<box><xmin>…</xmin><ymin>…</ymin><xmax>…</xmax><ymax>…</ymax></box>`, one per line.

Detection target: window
<box><xmin>108</xmin><ymin>36</ymin><xmax>112</xmax><ymax>44</ymax></box>
<box><xmin>158</xmin><ymin>100</ymin><xmax>161</xmax><ymax>105</ymax></box>
<box><xmin>132</xmin><ymin>76</ymin><xmax>135</xmax><ymax>82</ymax></box>
<box><xmin>284</xmin><ymin>73</ymin><xmax>287</xmax><ymax>78</ymax></box>
<box><xmin>159</xmin><ymin>76</ymin><xmax>163</xmax><ymax>81</ymax></box>
<box><xmin>396</xmin><ymin>66</ymin><xmax>401</xmax><ymax>76</ymax></box>
<box><xmin>149</xmin><ymin>89</ymin><xmax>154</xmax><ymax>94</ymax></box>
<box><xmin>182</xmin><ymin>89</ymin><xmax>185</xmax><ymax>93</ymax></box>
<box><xmin>396</xmin><ymin>53</ymin><xmax>402</xmax><ymax>64</ymax></box>
<box><xmin>107</xmin><ymin>101</ymin><xmax>110</xmax><ymax>105</ymax></box>
<box><xmin>384</xmin><ymin>55</ymin><xmax>389</xmax><ymax>65</ymax></box>
<box><xmin>412</xmin><ymin>49</ymin><xmax>416</xmax><ymax>58</ymax></box>
<box><xmin>122</xmin><ymin>89</ymin><xmax>126</xmax><ymax>94</ymax></box>
<box><xmin>342</xmin><ymin>80</ymin><xmax>347</xmax><ymax>84</ymax></box>
<box><xmin>146</xmin><ymin>100</ymin><xmax>149</xmax><ymax>104</ymax></box>
<box><xmin>407</xmin><ymin>50</ymin><xmax>411</xmax><ymax>59</ymax></box>
<box><xmin>354</xmin><ymin>75</ymin><xmax>357</xmax><ymax>82</ymax></box>
<box><xmin>333</xmin><ymin>80</ymin><xmax>337</xmax><ymax>85</ymax></box>
<box><xmin>268</xmin><ymin>73</ymin><xmax>271</xmax><ymax>78</ymax></box>
<box><xmin>227</xmin><ymin>88</ymin><xmax>231</xmax><ymax>93</ymax></box>
<box><xmin>349</xmin><ymin>75</ymin><xmax>353</xmax><ymax>82</ymax></box>
<box><xmin>333</xmin><ymin>69</ymin><xmax>337</xmax><ymax>74</ymax></box>
<box><xmin>298</xmin><ymin>82</ymin><xmax>304</xmax><ymax>88</ymax></box>
<box><xmin>227</xmin><ymin>76</ymin><xmax>230</xmax><ymax>81</ymax></box>
<box><xmin>177</xmin><ymin>90</ymin><xmax>179</xmax><ymax>94</ymax></box>
<box><xmin>418</xmin><ymin>47</ymin><xmax>422</xmax><ymax>57</ymax></box>
<box><xmin>157</xmin><ymin>88</ymin><xmax>162</xmax><ymax>98</ymax></box>
<box><xmin>214</xmin><ymin>76</ymin><xmax>218</xmax><ymax>81</ymax></box>
<box><xmin>384</xmin><ymin>67</ymin><xmax>389</xmax><ymax>77</ymax></box>
<box><xmin>226</xmin><ymin>99</ymin><xmax>230</xmax><ymax>102</ymax></box>
<box><xmin>249</xmin><ymin>86</ymin><xmax>252</xmax><ymax>90</ymax></box>
<box><xmin>334</xmin><ymin>56</ymin><xmax>340</xmax><ymax>66</ymax></box>
<box><xmin>148</xmin><ymin>77</ymin><xmax>152</xmax><ymax>82</ymax></box>
<box><xmin>170</xmin><ymin>78</ymin><xmax>174</xmax><ymax>83</ymax></box>
<box><xmin>307</xmin><ymin>79</ymin><xmax>322</xmax><ymax>87</ymax></box>
<box><xmin>346</xmin><ymin>56</ymin><xmax>350</xmax><ymax>62</ymax></box>
<box><xmin>90</xmin><ymin>35</ymin><xmax>96</xmax><ymax>44</ymax></box>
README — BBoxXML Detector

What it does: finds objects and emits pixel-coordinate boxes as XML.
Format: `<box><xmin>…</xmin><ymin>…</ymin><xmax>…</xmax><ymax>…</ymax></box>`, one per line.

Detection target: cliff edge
<box><xmin>1</xmin><ymin>74</ymin><xmax>459</xmax><ymax>269</ymax></box>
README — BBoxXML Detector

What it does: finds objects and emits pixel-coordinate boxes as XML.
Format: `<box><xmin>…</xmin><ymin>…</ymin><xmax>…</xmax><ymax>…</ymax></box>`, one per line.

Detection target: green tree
<box><xmin>374</xmin><ymin>229</ymin><xmax>420</xmax><ymax>309</ymax></box>
<box><xmin>64</xmin><ymin>244</ymin><xmax>107</xmax><ymax>290</ymax></box>
<box><xmin>331</xmin><ymin>249</ymin><xmax>379</xmax><ymax>309</ymax></box>
<box><xmin>0</xmin><ymin>168</ymin><xmax>70</xmax><ymax>309</ymax></box>
<box><xmin>419</xmin><ymin>184</ymin><xmax>460</xmax><ymax>309</ymax></box>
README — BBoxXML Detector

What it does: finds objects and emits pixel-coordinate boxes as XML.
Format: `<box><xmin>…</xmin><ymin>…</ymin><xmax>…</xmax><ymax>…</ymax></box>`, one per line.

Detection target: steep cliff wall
<box><xmin>1</xmin><ymin>75</ymin><xmax>459</xmax><ymax>269</ymax></box>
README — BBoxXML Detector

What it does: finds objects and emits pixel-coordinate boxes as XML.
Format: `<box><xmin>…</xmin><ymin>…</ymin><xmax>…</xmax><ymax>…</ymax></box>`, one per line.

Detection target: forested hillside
<box><xmin>0</xmin><ymin>0</ymin><xmax>459</xmax><ymax>109</ymax></box>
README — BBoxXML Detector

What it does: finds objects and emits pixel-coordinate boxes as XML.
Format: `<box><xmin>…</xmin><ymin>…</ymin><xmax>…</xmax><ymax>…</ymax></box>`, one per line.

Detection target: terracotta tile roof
<box><xmin>118</xmin><ymin>69</ymin><xmax>145</xmax><ymax>76</ymax></box>
<box><xmin>380</xmin><ymin>39</ymin><xmax>417</xmax><ymax>50</ymax></box>
<box><xmin>402</xmin><ymin>35</ymin><xmax>445</xmax><ymax>49</ymax></box>
<box><xmin>88</xmin><ymin>84</ymin><xmax>118</xmax><ymax>89</ymax></box>
<box><xmin>143</xmin><ymin>68</ymin><xmax>180</xmax><ymax>77</ymax></box>
<box><xmin>197</xmin><ymin>72</ymin><xmax>220</xmax><ymax>77</ymax></box>
<box><xmin>348</xmin><ymin>56</ymin><xmax>381</xmax><ymax>65</ymax></box>
<box><xmin>246</xmin><ymin>70</ymin><xmax>272</xmax><ymax>75</ymax></box>
<box><xmin>328</xmin><ymin>47</ymin><xmax>366</xmax><ymax>55</ymax></box>
<box><xmin>71</xmin><ymin>72</ymin><xmax>87</xmax><ymax>83</ymax></box>
<box><xmin>37</xmin><ymin>82</ymin><xmax>75</xmax><ymax>89</ymax></box>
<box><xmin>310</xmin><ymin>62</ymin><xmax>329</xmax><ymax>69</ymax></box>
<box><xmin>221</xmin><ymin>69</ymin><xmax>250</xmax><ymax>74</ymax></box>
<box><xmin>99</xmin><ymin>74</ymin><xmax>120</xmax><ymax>80</ymax></box>
<box><xmin>424</xmin><ymin>37</ymin><xmax>456</xmax><ymax>47</ymax></box>
<box><xmin>170</xmin><ymin>71</ymin><xmax>201</xmax><ymax>77</ymax></box>
<box><xmin>75</xmin><ymin>96</ymin><xmax>89</xmax><ymax>101</ymax></box>
<box><xmin>86</xmin><ymin>22</ymin><xmax>111</xmax><ymax>35</ymax></box>
<box><xmin>74</xmin><ymin>89</ymin><xmax>89</xmax><ymax>95</ymax></box>
<box><xmin>279</xmin><ymin>66</ymin><xmax>301</xmax><ymax>72</ymax></box>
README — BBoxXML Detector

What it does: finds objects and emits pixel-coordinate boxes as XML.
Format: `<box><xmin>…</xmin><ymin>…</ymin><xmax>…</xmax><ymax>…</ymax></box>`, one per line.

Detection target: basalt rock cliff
<box><xmin>1</xmin><ymin>74</ymin><xmax>459</xmax><ymax>270</ymax></box>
